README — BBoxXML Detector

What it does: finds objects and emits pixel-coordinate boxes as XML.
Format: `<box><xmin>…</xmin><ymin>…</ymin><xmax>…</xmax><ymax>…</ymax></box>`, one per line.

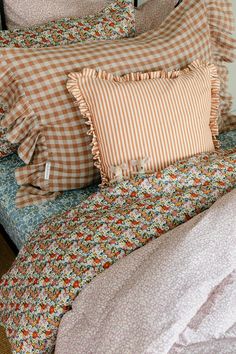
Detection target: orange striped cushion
<box><xmin>68</xmin><ymin>61</ymin><xmax>220</xmax><ymax>185</ymax></box>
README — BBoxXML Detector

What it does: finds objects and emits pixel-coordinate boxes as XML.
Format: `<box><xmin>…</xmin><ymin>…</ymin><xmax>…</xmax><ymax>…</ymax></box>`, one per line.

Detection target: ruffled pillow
<box><xmin>0</xmin><ymin>0</ymin><xmax>135</xmax><ymax>159</ymax></box>
<box><xmin>68</xmin><ymin>61</ymin><xmax>220</xmax><ymax>185</ymax></box>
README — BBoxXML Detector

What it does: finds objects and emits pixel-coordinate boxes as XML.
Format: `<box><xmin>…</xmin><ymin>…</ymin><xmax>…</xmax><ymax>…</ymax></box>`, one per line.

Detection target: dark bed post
<box><xmin>0</xmin><ymin>0</ymin><xmax>7</xmax><ymax>30</ymax></box>
<box><xmin>175</xmin><ymin>0</ymin><xmax>182</xmax><ymax>7</ymax></box>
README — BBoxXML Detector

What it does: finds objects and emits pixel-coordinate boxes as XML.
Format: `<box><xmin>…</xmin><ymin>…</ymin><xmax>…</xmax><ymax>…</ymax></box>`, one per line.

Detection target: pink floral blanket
<box><xmin>0</xmin><ymin>149</ymin><xmax>235</xmax><ymax>353</ymax></box>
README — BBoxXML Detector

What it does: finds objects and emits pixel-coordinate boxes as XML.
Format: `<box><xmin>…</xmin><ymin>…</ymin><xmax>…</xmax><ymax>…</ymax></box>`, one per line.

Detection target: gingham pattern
<box><xmin>0</xmin><ymin>0</ymin><xmax>235</xmax><ymax>208</ymax></box>
<box><xmin>68</xmin><ymin>61</ymin><xmax>220</xmax><ymax>185</ymax></box>
<box><xmin>205</xmin><ymin>0</ymin><xmax>236</xmax><ymax>132</ymax></box>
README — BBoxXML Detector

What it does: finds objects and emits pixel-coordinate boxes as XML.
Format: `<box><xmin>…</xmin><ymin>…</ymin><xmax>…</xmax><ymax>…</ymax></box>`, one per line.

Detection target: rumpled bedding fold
<box><xmin>0</xmin><ymin>149</ymin><xmax>235</xmax><ymax>353</ymax></box>
<box><xmin>55</xmin><ymin>190</ymin><xmax>236</xmax><ymax>354</ymax></box>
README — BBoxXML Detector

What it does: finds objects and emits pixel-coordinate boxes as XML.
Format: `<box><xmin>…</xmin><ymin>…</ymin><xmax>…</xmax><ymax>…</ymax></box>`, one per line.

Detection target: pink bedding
<box><xmin>0</xmin><ymin>149</ymin><xmax>235</xmax><ymax>353</ymax></box>
<box><xmin>56</xmin><ymin>189</ymin><xmax>236</xmax><ymax>354</ymax></box>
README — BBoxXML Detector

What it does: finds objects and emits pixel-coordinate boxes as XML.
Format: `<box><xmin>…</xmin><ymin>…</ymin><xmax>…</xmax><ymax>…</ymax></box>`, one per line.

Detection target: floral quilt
<box><xmin>0</xmin><ymin>148</ymin><xmax>236</xmax><ymax>353</ymax></box>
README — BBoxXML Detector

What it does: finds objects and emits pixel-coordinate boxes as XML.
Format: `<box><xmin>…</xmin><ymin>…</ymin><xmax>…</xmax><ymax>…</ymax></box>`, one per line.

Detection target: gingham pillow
<box><xmin>0</xmin><ymin>0</ymin><xmax>135</xmax><ymax>160</ymax></box>
<box><xmin>67</xmin><ymin>61</ymin><xmax>220</xmax><ymax>185</ymax></box>
<box><xmin>0</xmin><ymin>0</ymin><xmax>235</xmax><ymax>208</ymax></box>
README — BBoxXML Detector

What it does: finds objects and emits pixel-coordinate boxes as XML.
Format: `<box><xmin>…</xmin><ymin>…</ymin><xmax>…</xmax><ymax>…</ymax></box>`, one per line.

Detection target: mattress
<box><xmin>0</xmin><ymin>130</ymin><xmax>235</xmax><ymax>250</ymax></box>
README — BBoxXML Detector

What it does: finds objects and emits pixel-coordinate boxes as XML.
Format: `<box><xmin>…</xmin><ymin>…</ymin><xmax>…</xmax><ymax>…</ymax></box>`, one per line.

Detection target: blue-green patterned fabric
<box><xmin>0</xmin><ymin>155</ymin><xmax>98</xmax><ymax>249</ymax></box>
<box><xmin>0</xmin><ymin>130</ymin><xmax>235</xmax><ymax>250</ymax></box>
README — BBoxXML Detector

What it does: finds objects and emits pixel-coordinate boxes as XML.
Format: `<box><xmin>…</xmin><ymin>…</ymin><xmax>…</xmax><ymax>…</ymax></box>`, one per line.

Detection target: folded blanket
<box><xmin>55</xmin><ymin>189</ymin><xmax>236</xmax><ymax>354</ymax></box>
<box><xmin>0</xmin><ymin>149</ymin><xmax>235</xmax><ymax>353</ymax></box>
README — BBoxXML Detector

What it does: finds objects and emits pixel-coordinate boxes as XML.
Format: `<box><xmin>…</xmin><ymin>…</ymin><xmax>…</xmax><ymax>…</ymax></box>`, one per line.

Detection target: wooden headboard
<box><xmin>0</xmin><ymin>0</ymin><xmax>6</xmax><ymax>30</ymax></box>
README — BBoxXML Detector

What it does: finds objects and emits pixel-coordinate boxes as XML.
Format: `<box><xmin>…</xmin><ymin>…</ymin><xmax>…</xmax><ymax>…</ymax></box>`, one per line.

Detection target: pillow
<box><xmin>0</xmin><ymin>1</ymin><xmax>135</xmax><ymax>48</ymax></box>
<box><xmin>4</xmin><ymin>0</ymin><xmax>113</xmax><ymax>29</ymax></box>
<box><xmin>0</xmin><ymin>0</ymin><xmax>235</xmax><ymax>208</ymax></box>
<box><xmin>4</xmin><ymin>0</ymin><xmax>177</xmax><ymax>31</ymax></box>
<box><xmin>67</xmin><ymin>61</ymin><xmax>220</xmax><ymax>185</ymax></box>
<box><xmin>205</xmin><ymin>0</ymin><xmax>236</xmax><ymax>132</ymax></box>
<box><xmin>0</xmin><ymin>0</ymin><xmax>135</xmax><ymax>160</ymax></box>
<box><xmin>135</xmin><ymin>0</ymin><xmax>179</xmax><ymax>34</ymax></box>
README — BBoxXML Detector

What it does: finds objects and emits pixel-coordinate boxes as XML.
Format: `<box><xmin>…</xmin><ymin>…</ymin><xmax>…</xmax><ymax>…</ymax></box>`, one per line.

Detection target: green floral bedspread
<box><xmin>0</xmin><ymin>148</ymin><xmax>236</xmax><ymax>353</ymax></box>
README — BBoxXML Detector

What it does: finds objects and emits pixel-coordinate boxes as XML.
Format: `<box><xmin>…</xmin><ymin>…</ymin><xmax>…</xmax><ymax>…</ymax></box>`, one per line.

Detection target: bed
<box><xmin>0</xmin><ymin>0</ymin><xmax>235</xmax><ymax>353</ymax></box>
<box><xmin>0</xmin><ymin>154</ymin><xmax>98</xmax><ymax>249</ymax></box>
<box><xmin>0</xmin><ymin>130</ymin><xmax>235</xmax><ymax>250</ymax></box>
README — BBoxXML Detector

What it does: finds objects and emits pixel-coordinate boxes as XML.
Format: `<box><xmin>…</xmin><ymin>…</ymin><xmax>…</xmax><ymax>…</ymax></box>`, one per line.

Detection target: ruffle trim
<box><xmin>205</xmin><ymin>0</ymin><xmax>236</xmax><ymax>131</ymax></box>
<box><xmin>0</xmin><ymin>65</ymin><xmax>41</xmax><ymax>164</ymax></box>
<box><xmin>67</xmin><ymin>70</ymin><xmax>109</xmax><ymax>186</ymax></box>
<box><xmin>16</xmin><ymin>186</ymin><xmax>60</xmax><ymax>209</ymax></box>
<box><xmin>67</xmin><ymin>60</ymin><xmax>221</xmax><ymax>186</ymax></box>
<box><xmin>14</xmin><ymin>161</ymin><xmax>62</xmax><ymax>209</ymax></box>
<box><xmin>188</xmin><ymin>61</ymin><xmax>220</xmax><ymax>150</ymax></box>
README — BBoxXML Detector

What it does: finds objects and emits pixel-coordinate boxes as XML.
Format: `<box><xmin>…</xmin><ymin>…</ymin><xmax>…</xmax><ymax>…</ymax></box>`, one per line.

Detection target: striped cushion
<box><xmin>67</xmin><ymin>61</ymin><xmax>220</xmax><ymax>184</ymax></box>
<box><xmin>0</xmin><ymin>0</ymin><xmax>235</xmax><ymax>208</ymax></box>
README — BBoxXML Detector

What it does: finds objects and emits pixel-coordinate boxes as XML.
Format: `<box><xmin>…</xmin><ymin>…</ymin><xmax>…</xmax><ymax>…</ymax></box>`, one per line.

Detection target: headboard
<box><xmin>0</xmin><ymin>0</ymin><xmax>6</xmax><ymax>30</ymax></box>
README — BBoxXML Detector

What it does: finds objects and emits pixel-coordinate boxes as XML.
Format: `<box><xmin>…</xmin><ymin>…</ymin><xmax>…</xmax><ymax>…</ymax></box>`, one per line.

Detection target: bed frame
<box><xmin>0</xmin><ymin>0</ymin><xmax>6</xmax><ymax>30</ymax></box>
<box><xmin>0</xmin><ymin>225</ymin><xmax>18</xmax><ymax>255</ymax></box>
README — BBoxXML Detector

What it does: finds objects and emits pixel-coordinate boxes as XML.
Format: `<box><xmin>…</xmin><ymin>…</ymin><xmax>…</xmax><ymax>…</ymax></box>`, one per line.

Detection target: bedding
<box><xmin>0</xmin><ymin>0</ymin><xmax>135</xmax><ymax>160</ymax></box>
<box><xmin>0</xmin><ymin>130</ymin><xmax>234</xmax><ymax>250</ymax></box>
<box><xmin>3</xmin><ymin>0</ymin><xmax>179</xmax><ymax>32</ymax></box>
<box><xmin>1</xmin><ymin>0</ymin><xmax>235</xmax><ymax>208</ymax></box>
<box><xmin>0</xmin><ymin>0</ymin><xmax>135</xmax><ymax>48</ymax></box>
<box><xmin>4</xmin><ymin>0</ymin><xmax>113</xmax><ymax>29</ymax></box>
<box><xmin>0</xmin><ymin>146</ymin><xmax>235</xmax><ymax>353</ymax></box>
<box><xmin>68</xmin><ymin>61</ymin><xmax>220</xmax><ymax>185</ymax></box>
<box><xmin>0</xmin><ymin>154</ymin><xmax>98</xmax><ymax>249</ymax></box>
<box><xmin>55</xmin><ymin>189</ymin><xmax>236</xmax><ymax>354</ymax></box>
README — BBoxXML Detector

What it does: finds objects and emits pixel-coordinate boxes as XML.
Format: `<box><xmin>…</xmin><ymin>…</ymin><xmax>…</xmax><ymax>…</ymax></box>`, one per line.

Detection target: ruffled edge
<box><xmin>0</xmin><ymin>64</ymin><xmax>40</xmax><ymax>164</ymax></box>
<box><xmin>67</xmin><ymin>70</ymin><xmax>109</xmax><ymax>186</ymax></box>
<box><xmin>205</xmin><ymin>0</ymin><xmax>236</xmax><ymax>131</ymax></box>
<box><xmin>14</xmin><ymin>160</ymin><xmax>62</xmax><ymax>209</ymax></box>
<box><xmin>187</xmin><ymin>61</ymin><xmax>220</xmax><ymax>150</ymax></box>
<box><xmin>67</xmin><ymin>60</ymin><xmax>221</xmax><ymax>186</ymax></box>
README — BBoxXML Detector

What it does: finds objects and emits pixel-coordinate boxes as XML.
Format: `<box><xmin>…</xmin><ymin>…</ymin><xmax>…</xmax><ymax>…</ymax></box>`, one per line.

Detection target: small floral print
<box><xmin>0</xmin><ymin>148</ymin><xmax>235</xmax><ymax>353</ymax></box>
<box><xmin>0</xmin><ymin>1</ymin><xmax>134</xmax><ymax>49</ymax></box>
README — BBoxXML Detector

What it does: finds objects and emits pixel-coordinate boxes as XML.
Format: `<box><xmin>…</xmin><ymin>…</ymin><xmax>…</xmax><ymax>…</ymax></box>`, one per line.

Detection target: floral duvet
<box><xmin>0</xmin><ymin>148</ymin><xmax>236</xmax><ymax>353</ymax></box>
<box><xmin>55</xmin><ymin>189</ymin><xmax>236</xmax><ymax>354</ymax></box>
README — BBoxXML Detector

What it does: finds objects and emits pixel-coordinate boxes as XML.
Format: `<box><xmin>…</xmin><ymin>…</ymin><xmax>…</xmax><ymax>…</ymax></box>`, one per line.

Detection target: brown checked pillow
<box><xmin>0</xmin><ymin>0</ymin><xmax>135</xmax><ymax>160</ymax></box>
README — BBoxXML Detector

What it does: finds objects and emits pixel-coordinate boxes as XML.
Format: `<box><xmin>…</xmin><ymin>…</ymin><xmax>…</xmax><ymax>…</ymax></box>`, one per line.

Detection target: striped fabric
<box><xmin>67</xmin><ymin>61</ymin><xmax>220</xmax><ymax>184</ymax></box>
<box><xmin>0</xmin><ymin>0</ymin><xmax>235</xmax><ymax>207</ymax></box>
